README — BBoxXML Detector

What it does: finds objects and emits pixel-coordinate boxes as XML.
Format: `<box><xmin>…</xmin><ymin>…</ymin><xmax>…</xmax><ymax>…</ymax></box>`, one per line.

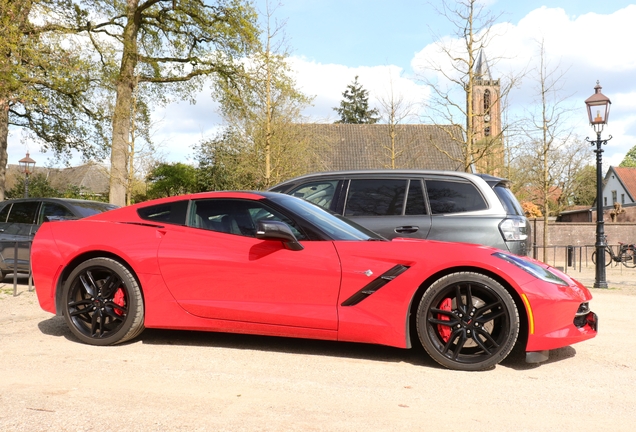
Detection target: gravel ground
<box><xmin>1</xmin><ymin>276</ymin><xmax>635</xmax><ymax>432</ymax></box>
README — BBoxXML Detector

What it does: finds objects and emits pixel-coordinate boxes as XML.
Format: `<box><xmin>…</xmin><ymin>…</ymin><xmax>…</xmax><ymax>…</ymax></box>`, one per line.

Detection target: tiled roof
<box><xmin>5</xmin><ymin>162</ymin><xmax>109</xmax><ymax>195</ymax></box>
<box><xmin>613</xmin><ymin>166</ymin><xmax>636</xmax><ymax>200</ymax></box>
<box><xmin>299</xmin><ymin>124</ymin><xmax>466</xmax><ymax>171</ymax></box>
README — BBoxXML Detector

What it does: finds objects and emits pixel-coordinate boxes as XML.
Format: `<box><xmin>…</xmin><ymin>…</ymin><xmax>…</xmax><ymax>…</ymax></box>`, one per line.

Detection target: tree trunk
<box><xmin>0</xmin><ymin>100</ymin><xmax>9</xmax><ymax>201</ymax></box>
<box><xmin>109</xmin><ymin>1</ymin><xmax>139</xmax><ymax>206</ymax></box>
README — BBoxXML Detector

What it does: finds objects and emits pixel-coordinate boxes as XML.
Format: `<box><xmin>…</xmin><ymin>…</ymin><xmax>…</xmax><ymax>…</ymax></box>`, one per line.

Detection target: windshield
<box><xmin>267</xmin><ymin>194</ymin><xmax>385</xmax><ymax>241</ymax></box>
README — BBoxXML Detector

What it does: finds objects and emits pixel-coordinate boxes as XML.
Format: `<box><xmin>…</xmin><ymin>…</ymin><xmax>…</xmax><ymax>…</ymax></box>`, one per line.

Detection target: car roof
<box><xmin>271</xmin><ymin>169</ymin><xmax>507</xmax><ymax>187</ymax></box>
<box><xmin>1</xmin><ymin>197</ymin><xmax>114</xmax><ymax>205</ymax></box>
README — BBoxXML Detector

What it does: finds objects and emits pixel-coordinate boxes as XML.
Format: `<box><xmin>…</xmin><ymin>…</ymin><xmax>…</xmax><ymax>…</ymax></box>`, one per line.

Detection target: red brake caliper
<box><xmin>437</xmin><ymin>298</ymin><xmax>452</xmax><ymax>342</ymax></box>
<box><xmin>113</xmin><ymin>288</ymin><xmax>126</xmax><ymax>316</ymax></box>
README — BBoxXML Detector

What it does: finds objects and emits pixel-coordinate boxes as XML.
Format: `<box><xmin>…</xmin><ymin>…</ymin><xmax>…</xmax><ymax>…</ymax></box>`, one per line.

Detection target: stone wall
<box><xmin>529</xmin><ymin>218</ymin><xmax>636</xmax><ymax>262</ymax></box>
<box><xmin>530</xmin><ymin>219</ymin><xmax>636</xmax><ymax>247</ymax></box>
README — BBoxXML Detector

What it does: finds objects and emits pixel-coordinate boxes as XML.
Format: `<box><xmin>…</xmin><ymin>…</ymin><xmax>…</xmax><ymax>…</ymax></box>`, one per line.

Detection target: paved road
<box><xmin>1</xmin><ymin>275</ymin><xmax>635</xmax><ymax>431</ymax></box>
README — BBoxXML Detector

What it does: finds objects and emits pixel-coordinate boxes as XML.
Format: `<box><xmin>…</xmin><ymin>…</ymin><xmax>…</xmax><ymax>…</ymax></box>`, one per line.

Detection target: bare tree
<box><xmin>517</xmin><ymin>39</ymin><xmax>579</xmax><ymax>262</ymax></box>
<box><xmin>377</xmin><ymin>71</ymin><xmax>418</xmax><ymax>169</ymax></box>
<box><xmin>419</xmin><ymin>0</ymin><xmax>519</xmax><ymax>174</ymax></box>
<box><xmin>209</xmin><ymin>0</ymin><xmax>314</xmax><ymax>189</ymax></box>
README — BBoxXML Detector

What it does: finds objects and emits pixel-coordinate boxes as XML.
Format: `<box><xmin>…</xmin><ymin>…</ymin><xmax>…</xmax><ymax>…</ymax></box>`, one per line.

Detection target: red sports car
<box><xmin>31</xmin><ymin>191</ymin><xmax>598</xmax><ymax>371</ymax></box>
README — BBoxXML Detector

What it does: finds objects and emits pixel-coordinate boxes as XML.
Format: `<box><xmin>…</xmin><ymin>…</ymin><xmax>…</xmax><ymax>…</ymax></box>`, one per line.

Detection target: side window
<box><xmin>6</xmin><ymin>201</ymin><xmax>39</xmax><ymax>224</ymax></box>
<box><xmin>137</xmin><ymin>200</ymin><xmax>189</xmax><ymax>225</ymax></box>
<box><xmin>405</xmin><ymin>179</ymin><xmax>427</xmax><ymax>215</ymax></box>
<box><xmin>345</xmin><ymin>179</ymin><xmax>406</xmax><ymax>216</ymax></box>
<box><xmin>0</xmin><ymin>204</ymin><xmax>11</xmax><ymax>223</ymax></box>
<box><xmin>426</xmin><ymin>180</ymin><xmax>488</xmax><ymax>214</ymax></box>
<box><xmin>190</xmin><ymin>199</ymin><xmax>306</xmax><ymax>240</ymax></box>
<box><xmin>40</xmin><ymin>203</ymin><xmax>76</xmax><ymax>223</ymax></box>
<box><xmin>289</xmin><ymin>181</ymin><xmax>338</xmax><ymax>210</ymax></box>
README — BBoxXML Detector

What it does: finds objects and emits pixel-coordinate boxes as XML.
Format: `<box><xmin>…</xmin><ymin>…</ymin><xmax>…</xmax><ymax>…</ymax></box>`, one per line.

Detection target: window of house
<box><xmin>612</xmin><ymin>190</ymin><xmax>617</xmax><ymax>204</ymax></box>
<box><xmin>621</xmin><ymin>194</ymin><xmax>625</xmax><ymax>204</ymax></box>
<box><xmin>484</xmin><ymin>89</ymin><xmax>491</xmax><ymax>114</ymax></box>
<box><xmin>604</xmin><ymin>197</ymin><xmax>607</xmax><ymax>206</ymax></box>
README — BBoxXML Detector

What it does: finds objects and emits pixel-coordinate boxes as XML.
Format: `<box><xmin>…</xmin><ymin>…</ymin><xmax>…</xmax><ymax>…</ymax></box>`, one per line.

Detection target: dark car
<box><xmin>0</xmin><ymin>198</ymin><xmax>118</xmax><ymax>277</ymax></box>
<box><xmin>270</xmin><ymin>170</ymin><xmax>530</xmax><ymax>255</ymax></box>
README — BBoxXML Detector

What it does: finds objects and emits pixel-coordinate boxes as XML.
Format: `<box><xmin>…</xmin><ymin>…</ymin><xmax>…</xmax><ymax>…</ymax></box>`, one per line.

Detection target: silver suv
<box><xmin>270</xmin><ymin>170</ymin><xmax>530</xmax><ymax>255</ymax></box>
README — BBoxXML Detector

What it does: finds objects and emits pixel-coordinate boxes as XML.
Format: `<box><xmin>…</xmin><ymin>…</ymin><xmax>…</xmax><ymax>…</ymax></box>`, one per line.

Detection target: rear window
<box><xmin>493</xmin><ymin>185</ymin><xmax>524</xmax><ymax>216</ymax></box>
<box><xmin>426</xmin><ymin>180</ymin><xmax>487</xmax><ymax>214</ymax></box>
<box><xmin>138</xmin><ymin>200</ymin><xmax>189</xmax><ymax>225</ymax></box>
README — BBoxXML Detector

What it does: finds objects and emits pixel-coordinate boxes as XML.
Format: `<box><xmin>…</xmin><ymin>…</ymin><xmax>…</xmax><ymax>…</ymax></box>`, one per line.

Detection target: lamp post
<box><xmin>584</xmin><ymin>81</ymin><xmax>612</xmax><ymax>289</ymax></box>
<box><xmin>18</xmin><ymin>152</ymin><xmax>36</xmax><ymax>198</ymax></box>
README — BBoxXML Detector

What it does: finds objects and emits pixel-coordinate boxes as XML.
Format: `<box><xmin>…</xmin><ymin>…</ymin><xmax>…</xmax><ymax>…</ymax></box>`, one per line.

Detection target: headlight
<box><xmin>493</xmin><ymin>252</ymin><xmax>568</xmax><ymax>286</ymax></box>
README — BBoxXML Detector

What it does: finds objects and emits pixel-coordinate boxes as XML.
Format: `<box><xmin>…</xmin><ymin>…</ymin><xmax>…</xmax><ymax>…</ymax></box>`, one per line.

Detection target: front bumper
<box><xmin>526</xmin><ymin>311</ymin><xmax>598</xmax><ymax>364</ymax></box>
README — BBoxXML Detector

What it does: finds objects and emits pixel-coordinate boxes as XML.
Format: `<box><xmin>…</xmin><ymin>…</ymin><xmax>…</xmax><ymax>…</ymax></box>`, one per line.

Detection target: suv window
<box><xmin>493</xmin><ymin>185</ymin><xmax>524</xmax><ymax>216</ymax></box>
<box><xmin>39</xmin><ymin>202</ymin><xmax>75</xmax><ymax>223</ymax></box>
<box><xmin>405</xmin><ymin>179</ymin><xmax>427</xmax><ymax>215</ymax></box>
<box><xmin>426</xmin><ymin>180</ymin><xmax>487</xmax><ymax>214</ymax></box>
<box><xmin>6</xmin><ymin>201</ymin><xmax>39</xmax><ymax>224</ymax></box>
<box><xmin>0</xmin><ymin>204</ymin><xmax>10</xmax><ymax>222</ymax></box>
<box><xmin>345</xmin><ymin>179</ymin><xmax>406</xmax><ymax>216</ymax></box>
<box><xmin>289</xmin><ymin>180</ymin><xmax>338</xmax><ymax>210</ymax></box>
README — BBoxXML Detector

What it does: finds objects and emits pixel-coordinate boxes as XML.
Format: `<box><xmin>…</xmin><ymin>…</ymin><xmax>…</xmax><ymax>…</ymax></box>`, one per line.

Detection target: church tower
<box><xmin>472</xmin><ymin>50</ymin><xmax>503</xmax><ymax>176</ymax></box>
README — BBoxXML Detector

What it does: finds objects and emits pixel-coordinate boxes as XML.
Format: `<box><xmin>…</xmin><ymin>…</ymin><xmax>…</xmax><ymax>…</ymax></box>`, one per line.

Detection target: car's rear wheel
<box><xmin>62</xmin><ymin>258</ymin><xmax>144</xmax><ymax>346</ymax></box>
<box><xmin>416</xmin><ymin>272</ymin><xmax>519</xmax><ymax>371</ymax></box>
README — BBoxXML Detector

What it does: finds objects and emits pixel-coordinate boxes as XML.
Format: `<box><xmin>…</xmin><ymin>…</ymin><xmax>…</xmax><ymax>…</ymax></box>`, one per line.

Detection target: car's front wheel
<box><xmin>62</xmin><ymin>257</ymin><xmax>144</xmax><ymax>345</ymax></box>
<box><xmin>416</xmin><ymin>272</ymin><xmax>519</xmax><ymax>371</ymax></box>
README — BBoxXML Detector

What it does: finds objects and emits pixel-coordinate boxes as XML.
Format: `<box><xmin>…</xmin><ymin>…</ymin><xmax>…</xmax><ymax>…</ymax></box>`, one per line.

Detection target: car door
<box><xmin>157</xmin><ymin>198</ymin><xmax>342</xmax><ymax>330</ymax></box>
<box><xmin>342</xmin><ymin>178</ymin><xmax>432</xmax><ymax>239</ymax></box>
<box><xmin>0</xmin><ymin>201</ymin><xmax>41</xmax><ymax>271</ymax></box>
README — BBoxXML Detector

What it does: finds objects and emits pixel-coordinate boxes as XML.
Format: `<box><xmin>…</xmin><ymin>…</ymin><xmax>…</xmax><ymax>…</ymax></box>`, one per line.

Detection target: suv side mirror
<box><xmin>256</xmin><ymin>220</ymin><xmax>303</xmax><ymax>251</ymax></box>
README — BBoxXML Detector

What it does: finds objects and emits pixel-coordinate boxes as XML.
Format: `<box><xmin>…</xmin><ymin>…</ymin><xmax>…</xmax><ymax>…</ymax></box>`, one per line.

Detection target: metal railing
<box><xmin>531</xmin><ymin>243</ymin><xmax>634</xmax><ymax>273</ymax></box>
<box><xmin>1</xmin><ymin>240</ymin><xmax>34</xmax><ymax>297</ymax></box>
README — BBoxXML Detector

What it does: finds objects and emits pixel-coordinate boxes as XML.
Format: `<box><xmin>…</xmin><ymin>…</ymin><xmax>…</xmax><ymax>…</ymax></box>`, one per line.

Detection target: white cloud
<box><xmin>289</xmin><ymin>58</ymin><xmax>429</xmax><ymax>122</ymax></box>
<box><xmin>10</xmin><ymin>5</ymin><xmax>636</xmax><ymax>171</ymax></box>
<box><xmin>410</xmin><ymin>5</ymin><xmax>636</xmax><ymax>166</ymax></box>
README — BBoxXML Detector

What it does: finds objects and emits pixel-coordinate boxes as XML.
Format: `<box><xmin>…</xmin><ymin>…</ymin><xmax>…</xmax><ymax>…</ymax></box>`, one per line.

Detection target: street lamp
<box><xmin>585</xmin><ymin>81</ymin><xmax>612</xmax><ymax>289</ymax></box>
<box><xmin>18</xmin><ymin>152</ymin><xmax>36</xmax><ymax>198</ymax></box>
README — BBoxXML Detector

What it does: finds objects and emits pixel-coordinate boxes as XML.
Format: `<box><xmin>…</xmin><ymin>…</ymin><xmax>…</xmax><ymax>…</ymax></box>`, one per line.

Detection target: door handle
<box><xmin>395</xmin><ymin>226</ymin><xmax>419</xmax><ymax>234</ymax></box>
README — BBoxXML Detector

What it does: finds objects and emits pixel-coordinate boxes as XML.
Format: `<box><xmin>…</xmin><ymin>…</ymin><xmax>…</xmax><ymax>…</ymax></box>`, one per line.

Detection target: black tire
<box><xmin>591</xmin><ymin>249</ymin><xmax>612</xmax><ymax>267</ymax></box>
<box><xmin>62</xmin><ymin>257</ymin><xmax>144</xmax><ymax>346</ymax></box>
<box><xmin>416</xmin><ymin>272</ymin><xmax>519</xmax><ymax>371</ymax></box>
<box><xmin>621</xmin><ymin>248</ymin><xmax>636</xmax><ymax>268</ymax></box>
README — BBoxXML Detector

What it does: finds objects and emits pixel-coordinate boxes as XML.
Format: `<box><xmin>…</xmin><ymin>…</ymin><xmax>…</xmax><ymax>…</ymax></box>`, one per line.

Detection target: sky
<box><xmin>8</xmin><ymin>0</ymin><xmax>636</xmax><ymax>172</ymax></box>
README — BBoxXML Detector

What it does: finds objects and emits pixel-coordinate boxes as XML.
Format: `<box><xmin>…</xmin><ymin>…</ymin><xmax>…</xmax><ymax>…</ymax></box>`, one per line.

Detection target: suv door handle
<box><xmin>395</xmin><ymin>226</ymin><xmax>419</xmax><ymax>234</ymax></box>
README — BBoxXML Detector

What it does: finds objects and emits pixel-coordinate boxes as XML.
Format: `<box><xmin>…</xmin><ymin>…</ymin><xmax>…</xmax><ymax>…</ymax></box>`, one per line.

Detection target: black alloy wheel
<box><xmin>416</xmin><ymin>272</ymin><xmax>519</xmax><ymax>371</ymax></box>
<box><xmin>62</xmin><ymin>257</ymin><xmax>144</xmax><ymax>346</ymax></box>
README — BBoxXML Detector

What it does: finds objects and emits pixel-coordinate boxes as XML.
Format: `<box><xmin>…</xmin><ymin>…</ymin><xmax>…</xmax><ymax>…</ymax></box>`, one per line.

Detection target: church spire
<box><xmin>475</xmin><ymin>50</ymin><xmax>492</xmax><ymax>81</ymax></box>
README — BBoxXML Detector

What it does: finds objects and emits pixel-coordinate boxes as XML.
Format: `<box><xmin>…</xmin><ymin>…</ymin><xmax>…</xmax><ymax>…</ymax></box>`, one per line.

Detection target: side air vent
<box><xmin>341</xmin><ymin>265</ymin><xmax>410</xmax><ymax>307</ymax></box>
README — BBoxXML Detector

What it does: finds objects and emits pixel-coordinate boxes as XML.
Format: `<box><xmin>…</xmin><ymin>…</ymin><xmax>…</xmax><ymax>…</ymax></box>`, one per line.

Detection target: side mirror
<box><xmin>256</xmin><ymin>220</ymin><xmax>303</xmax><ymax>251</ymax></box>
